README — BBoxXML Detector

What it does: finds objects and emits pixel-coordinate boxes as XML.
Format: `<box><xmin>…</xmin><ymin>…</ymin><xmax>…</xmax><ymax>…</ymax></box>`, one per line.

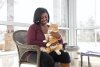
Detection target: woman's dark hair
<box><xmin>33</xmin><ymin>7</ymin><xmax>50</xmax><ymax>24</ymax></box>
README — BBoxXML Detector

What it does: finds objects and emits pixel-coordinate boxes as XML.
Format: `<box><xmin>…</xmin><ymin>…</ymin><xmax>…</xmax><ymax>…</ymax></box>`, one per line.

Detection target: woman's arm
<box><xmin>27</xmin><ymin>24</ymin><xmax>46</xmax><ymax>47</ymax></box>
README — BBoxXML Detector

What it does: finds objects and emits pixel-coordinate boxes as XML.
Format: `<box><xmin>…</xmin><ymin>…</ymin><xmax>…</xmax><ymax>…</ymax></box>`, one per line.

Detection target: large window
<box><xmin>0</xmin><ymin>0</ymin><xmax>69</xmax><ymax>51</ymax></box>
<box><xmin>76</xmin><ymin>0</ymin><xmax>100</xmax><ymax>50</ymax></box>
<box><xmin>14</xmin><ymin>0</ymin><xmax>69</xmax><ymax>43</ymax></box>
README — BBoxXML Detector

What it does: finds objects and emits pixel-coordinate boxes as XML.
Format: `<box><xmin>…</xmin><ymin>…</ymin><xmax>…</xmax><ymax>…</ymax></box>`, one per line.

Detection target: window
<box><xmin>14</xmin><ymin>0</ymin><xmax>69</xmax><ymax>43</ymax></box>
<box><xmin>0</xmin><ymin>0</ymin><xmax>7</xmax><ymax>21</ymax></box>
<box><xmin>0</xmin><ymin>0</ymin><xmax>69</xmax><ymax>51</ymax></box>
<box><xmin>14</xmin><ymin>0</ymin><xmax>53</xmax><ymax>24</ymax></box>
<box><xmin>76</xmin><ymin>0</ymin><xmax>100</xmax><ymax>50</ymax></box>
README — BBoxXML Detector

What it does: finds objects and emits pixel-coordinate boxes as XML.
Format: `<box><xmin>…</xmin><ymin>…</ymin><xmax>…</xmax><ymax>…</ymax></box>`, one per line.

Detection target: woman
<box><xmin>27</xmin><ymin>7</ymin><xmax>70</xmax><ymax>67</ymax></box>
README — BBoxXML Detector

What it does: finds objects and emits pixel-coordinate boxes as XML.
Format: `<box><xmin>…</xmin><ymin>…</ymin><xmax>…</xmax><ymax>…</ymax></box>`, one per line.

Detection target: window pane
<box><xmin>77</xmin><ymin>0</ymin><xmax>100</xmax><ymax>27</ymax></box>
<box><xmin>14</xmin><ymin>0</ymin><xmax>53</xmax><ymax>24</ymax></box>
<box><xmin>77</xmin><ymin>30</ymin><xmax>95</xmax><ymax>42</ymax></box>
<box><xmin>76</xmin><ymin>0</ymin><xmax>95</xmax><ymax>28</ymax></box>
<box><xmin>77</xmin><ymin>29</ymin><xmax>95</xmax><ymax>51</ymax></box>
<box><xmin>0</xmin><ymin>0</ymin><xmax>7</xmax><ymax>21</ymax></box>
<box><xmin>95</xmin><ymin>0</ymin><xmax>100</xmax><ymax>26</ymax></box>
<box><xmin>53</xmin><ymin>0</ymin><xmax>68</xmax><ymax>27</ymax></box>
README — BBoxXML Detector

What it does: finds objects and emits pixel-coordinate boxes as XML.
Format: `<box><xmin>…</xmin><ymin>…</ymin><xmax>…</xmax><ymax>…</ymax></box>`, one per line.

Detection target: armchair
<box><xmin>13</xmin><ymin>30</ymin><xmax>67</xmax><ymax>67</ymax></box>
<box><xmin>13</xmin><ymin>30</ymin><xmax>41</xmax><ymax>67</ymax></box>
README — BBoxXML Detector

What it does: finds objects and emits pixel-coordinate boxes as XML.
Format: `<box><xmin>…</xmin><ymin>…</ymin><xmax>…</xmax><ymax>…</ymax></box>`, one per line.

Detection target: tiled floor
<box><xmin>0</xmin><ymin>51</ymin><xmax>100</xmax><ymax>67</ymax></box>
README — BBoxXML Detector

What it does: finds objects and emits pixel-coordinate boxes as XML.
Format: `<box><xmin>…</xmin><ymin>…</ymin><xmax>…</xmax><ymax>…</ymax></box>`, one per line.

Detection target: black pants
<box><xmin>26</xmin><ymin>50</ymin><xmax>70</xmax><ymax>67</ymax></box>
<box><xmin>40</xmin><ymin>52</ymin><xmax>55</xmax><ymax>67</ymax></box>
<box><xmin>49</xmin><ymin>50</ymin><xmax>71</xmax><ymax>63</ymax></box>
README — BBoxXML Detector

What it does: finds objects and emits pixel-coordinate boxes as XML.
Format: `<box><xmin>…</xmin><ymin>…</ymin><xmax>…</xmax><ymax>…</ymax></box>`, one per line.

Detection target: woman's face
<box><xmin>40</xmin><ymin>12</ymin><xmax>48</xmax><ymax>25</ymax></box>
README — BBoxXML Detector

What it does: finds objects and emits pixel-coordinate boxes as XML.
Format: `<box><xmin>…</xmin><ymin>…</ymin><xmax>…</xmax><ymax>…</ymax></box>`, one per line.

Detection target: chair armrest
<box><xmin>63</xmin><ymin>43</ymin><xmax>67</xmax><ymax>50</ymax></box>
<box><xmin>17</xmin><ymin>44</ymin><xmax>41</xmax><ymax>62</ymax></box>
<box><xmin>16</xmin><ymin>41</ymin><xmax>40</xmax><ymax>52</ymax></box>
<box><xmin>18</xmin><ymin>44</ymin><xmax>40</xmax><ymax>51</ymax></box>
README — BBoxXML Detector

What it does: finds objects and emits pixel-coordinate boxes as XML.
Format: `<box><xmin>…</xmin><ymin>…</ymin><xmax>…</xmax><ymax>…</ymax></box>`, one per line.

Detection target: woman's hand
<box><xmin>50</xmin><ymin>32</ymin><xmax>61</xmax><ymax>39</ymax></box>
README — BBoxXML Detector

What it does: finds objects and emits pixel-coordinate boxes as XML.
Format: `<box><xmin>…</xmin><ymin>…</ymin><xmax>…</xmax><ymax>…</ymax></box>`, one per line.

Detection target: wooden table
<box><xmin>80</xmin><ymin>51</ymin><xmax>100</xmax><ymax>67</ymax></box>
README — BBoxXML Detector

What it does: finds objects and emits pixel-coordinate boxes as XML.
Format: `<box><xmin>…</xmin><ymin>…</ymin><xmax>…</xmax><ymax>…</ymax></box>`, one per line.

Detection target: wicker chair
<box><xmin>13</xmin><ymin>30</ymin><xmax>67</xmax><ymax>67</ymax></box>
<box><xmin>13</xmin><ymin>30</ymin><xmax>41</xmax><ymax>67</ymax></box>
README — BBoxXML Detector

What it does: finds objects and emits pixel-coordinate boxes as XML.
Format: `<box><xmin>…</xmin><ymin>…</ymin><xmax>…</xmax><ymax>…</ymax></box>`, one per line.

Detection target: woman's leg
<box><xmin>40</xmin><ymin>52</ymin><xmax>55</xmax><ymax>67</ymax></box>
<box><xmin>26</xmin><ymin>51</ymin><xmax>55</xmax><ymax>67</ymax></box>
<box><xmin>60</xmin><ymin>51</ymin><xmax>70</xmax><ymax>67</ymax></box>
<box><xmin>49</xmin><ymin>50</ymin><xmax>71</xmax><ymax>67</ymax></box>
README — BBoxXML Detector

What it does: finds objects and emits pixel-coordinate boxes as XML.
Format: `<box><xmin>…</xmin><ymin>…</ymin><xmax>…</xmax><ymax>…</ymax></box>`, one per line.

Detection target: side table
<box><xmin>79</xmin><ymin>51</ymin><xmax>100</xmax><ymax>67</ymax></box>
